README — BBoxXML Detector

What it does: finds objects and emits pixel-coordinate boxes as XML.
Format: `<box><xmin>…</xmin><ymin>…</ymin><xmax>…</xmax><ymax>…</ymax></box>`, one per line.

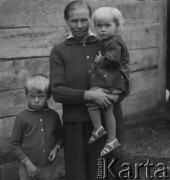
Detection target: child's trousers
<box><xmin>19</xmin><ymin>163</ymin><xmax>55</xmax><ymax>180</ymax></box>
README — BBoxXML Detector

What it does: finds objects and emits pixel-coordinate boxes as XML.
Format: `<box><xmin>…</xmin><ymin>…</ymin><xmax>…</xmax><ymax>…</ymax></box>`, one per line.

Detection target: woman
<box><xmin>50</xmin><ymin>1</ymin><xmax>124</xmax><ymax>180</ymax></box>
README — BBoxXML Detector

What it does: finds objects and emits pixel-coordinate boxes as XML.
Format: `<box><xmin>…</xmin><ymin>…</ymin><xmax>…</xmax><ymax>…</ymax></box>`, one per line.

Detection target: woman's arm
<box><xmin>50</xmin><ymin>47</ymin><xmax>85</xmax><ymax>104</ymax></box>
<box><xmin>84</xmin><ymin>88</ymin><xmax>115</xmax><ymax>108</ymax></box>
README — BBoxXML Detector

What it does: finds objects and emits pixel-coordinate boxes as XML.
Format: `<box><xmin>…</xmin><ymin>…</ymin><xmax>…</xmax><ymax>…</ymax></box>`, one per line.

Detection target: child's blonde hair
<box><xmin>25</xmin><ymin>74</ymin><xmax>51</xmax><ymax>98</ymax></box>
<box><xmin>92</xmin><ymin>7</ymin><xmax>124</xmax><ymax>32</ymax></box>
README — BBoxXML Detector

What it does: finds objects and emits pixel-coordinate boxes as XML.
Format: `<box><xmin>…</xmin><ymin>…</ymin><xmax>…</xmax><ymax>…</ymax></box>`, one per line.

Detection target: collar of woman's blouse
<box><xmin>66</xmin><ymin>29</ymin><xmax>96</xmax><ymax>39</ymax></box>
<box><xmin>65</xmin><ymin>30</ymin><xmax>98</xmax><ymax>45</ymax></box>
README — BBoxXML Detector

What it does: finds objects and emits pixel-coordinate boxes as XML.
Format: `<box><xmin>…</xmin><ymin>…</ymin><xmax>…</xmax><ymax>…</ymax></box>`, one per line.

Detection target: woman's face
<box><xmin>66</xmin><ymin>7</ymin><xmax>91</xmax><ymax>41</ymax></box>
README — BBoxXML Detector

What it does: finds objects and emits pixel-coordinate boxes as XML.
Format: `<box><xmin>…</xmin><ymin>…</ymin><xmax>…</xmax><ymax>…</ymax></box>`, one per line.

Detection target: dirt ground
<box><xmin>119</xmin><ymin>102</ymin><xmax>170</xmax><ymax>180</ymax></box>
<box><xmin>121</xmin><ymin>119</ymin><xmax>170</xmax><ymax>180</ymax></box>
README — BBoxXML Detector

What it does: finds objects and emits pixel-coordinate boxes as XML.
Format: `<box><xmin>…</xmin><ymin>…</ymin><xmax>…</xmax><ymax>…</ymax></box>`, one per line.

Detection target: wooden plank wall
<box><xmin>0</xmin><ymin>0</ymin><xmax>167</xmax><ymax>179</ymax></box>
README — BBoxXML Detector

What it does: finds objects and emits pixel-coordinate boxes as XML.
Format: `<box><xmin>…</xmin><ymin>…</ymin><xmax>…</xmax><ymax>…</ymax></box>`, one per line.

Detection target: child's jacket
<box><xmin>11</xmin><ymin>105</ymin><xmax>63</xmax><ymax>166</ymax></box>
<box><xmin>90</xmin><ymin>34</ymin><xmax>130</xmax><ymax>99</ymax></box>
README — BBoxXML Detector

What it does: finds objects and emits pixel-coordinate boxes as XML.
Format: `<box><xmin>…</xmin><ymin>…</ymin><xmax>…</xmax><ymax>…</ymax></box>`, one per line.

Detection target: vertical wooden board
<box><xmin>130</xmin><ymin>48</ymin><xmax>158</xmax><ymax>72</ymax></box>
<box><xmin>157</xmin><ymin>0</ymin><xmax>167</xmax><ymax>112</ymax></box>
<box><xmin>122</xmin><ymin>90</ymin><xmax>158</xmax><ymax>119</ymax></box>
<box><xmin>0</xmin><ymin>58</ymin><xmax>49</xmax><ymax>91</ymax></box>
<box><xmin>117</xmin><ymin>1</ymin><xmax>159</xmax><ymax>24</ymax></box>
<box><xmin>0</xmin><ymin>90</ymin><xmax>27</xmax><ymax>118</ymax></box>
<box><xmin>130</xmin><ymin>69</ymin><xmax>158</xmax><ymax>95</ymax></box>
<box><xmin>0</xmin><ymin>135</ymin><xmax>11</xmax><ymax>154</ymax></box>
<box><xmin>122</xmin><ymin>23</ymin><xmax>159</xmax><ymax>50</ymax></box>
<box><xmin>0</xmin><ymin>117</ymin><xmax>14</xmax><ymax>136</ymax></box>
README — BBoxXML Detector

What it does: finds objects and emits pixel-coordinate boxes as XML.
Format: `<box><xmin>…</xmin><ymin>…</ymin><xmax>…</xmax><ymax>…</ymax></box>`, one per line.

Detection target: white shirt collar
<box><xmin>66</xmin><ymin>29</ymin><xmax>96</xmax><ymax>39</ymax></box>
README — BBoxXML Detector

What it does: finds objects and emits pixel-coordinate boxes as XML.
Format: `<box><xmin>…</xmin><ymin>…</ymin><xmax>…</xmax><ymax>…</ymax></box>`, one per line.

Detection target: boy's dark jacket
<box><xmin>11</xmin><ymin>105</ymin><xmax>63</xmax><ymax>166</ymax></box>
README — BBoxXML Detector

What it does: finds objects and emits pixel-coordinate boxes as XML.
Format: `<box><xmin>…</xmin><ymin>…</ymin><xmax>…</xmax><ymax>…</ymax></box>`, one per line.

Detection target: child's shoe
<box><xmin>89</xmin><ymin>126</ymin><xmax>107</xmax><ymax>144</ymax></box>
<box><xmin>100</xmin><ymin>138</ymin><xmax>121</xmax><ymax>157</ymax></box>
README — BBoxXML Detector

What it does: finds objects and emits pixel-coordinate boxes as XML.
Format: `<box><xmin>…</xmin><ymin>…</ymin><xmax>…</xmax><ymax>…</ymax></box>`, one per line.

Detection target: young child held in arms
<box><xmin>88</xmin><ymin>7</ymin><xmax>130</xmax><ymax>156</ymax></box>
<box><xmin>11</xmin><ymin>74</ymin><xmax>63</xmax><ymax>180</ymax></box>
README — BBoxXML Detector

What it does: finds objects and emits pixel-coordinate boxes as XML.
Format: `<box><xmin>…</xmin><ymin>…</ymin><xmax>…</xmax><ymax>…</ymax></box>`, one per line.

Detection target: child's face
<box><xmin>94</xmin><ymin>17</ymin><xmax>118</xmax><ymax>40</ymax></box>
<box><xmin>26</xmin><ymin>89</ymin><xmax>48</xmax><ymax>110</ymax></box>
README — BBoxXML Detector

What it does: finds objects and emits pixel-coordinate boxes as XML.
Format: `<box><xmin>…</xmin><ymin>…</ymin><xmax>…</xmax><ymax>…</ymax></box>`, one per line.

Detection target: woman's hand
<box><xmin>84</xmin><ymin>88</ymin><xmax>114</xmax><ymax>109</ymax></box>
<box><xmin>24</xmin><ymin>160</ymin><xmax>40</xmax><ymax>178</ymax></box>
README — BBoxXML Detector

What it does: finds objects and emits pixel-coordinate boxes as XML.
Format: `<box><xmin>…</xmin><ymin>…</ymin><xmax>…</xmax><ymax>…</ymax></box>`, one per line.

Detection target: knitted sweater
<box><xmin>11</xmin><ymin>107</ymin><xmax>63</xmax><ymax>166</ymax></box>
<box><xmin>50</xmin><ymin>35</ymin><xmax>99</xmax><ymax>122</ymax></box>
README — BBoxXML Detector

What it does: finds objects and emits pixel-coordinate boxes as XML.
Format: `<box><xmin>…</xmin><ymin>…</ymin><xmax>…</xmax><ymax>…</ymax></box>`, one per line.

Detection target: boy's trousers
<box><xmin>19</xmin><ymin>163</ymin><xmax>55</xmax><ymax>180</ymax></box>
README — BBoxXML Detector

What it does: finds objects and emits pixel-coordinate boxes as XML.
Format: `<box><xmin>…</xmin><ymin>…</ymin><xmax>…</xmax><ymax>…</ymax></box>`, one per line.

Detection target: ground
<box><xmin>119</xmin><ymin>101</ymin><xmax>170</xmax><ymax>180</ymax></box>
<box><xmin>121</xmin><ymin>119</ymin><xmax>170</xmax><ymax>180</ymax></box>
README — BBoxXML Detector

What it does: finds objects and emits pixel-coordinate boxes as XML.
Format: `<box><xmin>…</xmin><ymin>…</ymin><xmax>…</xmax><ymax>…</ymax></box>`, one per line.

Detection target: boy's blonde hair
<box><xmin>92</xmin><ymin>7</ymin><xmax>124</xmax><ymax>31</ymax></box>
<box><xmin>25</xmin><ymin>74</ymin><xmax>51</xmax><ymax>98</ymax></box>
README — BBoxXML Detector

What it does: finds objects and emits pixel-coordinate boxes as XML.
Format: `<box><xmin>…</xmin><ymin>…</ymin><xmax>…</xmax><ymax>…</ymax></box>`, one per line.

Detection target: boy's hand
<box><xmin>48</xmin><ymin>145</ymin><xmax>61</xmax><ymax>162</ymax></box>
<box><xmin>25</xmin><ymin>160</ymin><xmax>40</xmax><ymax>178</ymax></box>
<box><xmin>94</xmin><ymin>51</ymin><xmax>103</xmax><ymax>63</ymax></box>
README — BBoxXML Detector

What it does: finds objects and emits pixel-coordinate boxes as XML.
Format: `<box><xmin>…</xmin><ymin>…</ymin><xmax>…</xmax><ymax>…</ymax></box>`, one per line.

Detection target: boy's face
<box><xmin>94</xmin><ymin>17</ymin><xmax>118</xmax><ymax>40</ymax></box>
<box><xmin>26</xmin><ymin>89</ymin><xmax>48</xmax><ymax>111</ymax></box>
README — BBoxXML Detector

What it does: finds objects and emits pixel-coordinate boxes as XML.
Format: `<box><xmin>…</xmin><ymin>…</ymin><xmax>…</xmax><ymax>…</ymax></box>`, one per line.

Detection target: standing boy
<box><xmin>11</xmin><ymin>74</ymin><xmax>63</xmax><ymax>180</ymax></box>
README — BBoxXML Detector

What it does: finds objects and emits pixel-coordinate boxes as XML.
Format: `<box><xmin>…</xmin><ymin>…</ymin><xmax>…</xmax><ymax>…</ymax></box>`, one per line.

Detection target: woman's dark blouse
<box><xmin>50</xmin><ymin>35</ymin><xmax>99</xmax><ymax>123</ymax></box>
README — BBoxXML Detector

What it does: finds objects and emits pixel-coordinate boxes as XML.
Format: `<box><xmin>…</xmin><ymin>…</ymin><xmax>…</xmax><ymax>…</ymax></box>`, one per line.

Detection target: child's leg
<box><xmin>103</xmin><ymin>89</ymin><xmax>122</xmax><ymax>141</ymax></box>
<box><xmin>88</xmin><ymin>108</ymin><xmax>102</xmax><ymax>131</ymax></box>
<box><xmin>103</xmin><ymin>105</ymin><xmax>116</xmax><ymax>142</ymax></box>
<box><xmin>87</xmin><ymin>87</ymin><xmax>102</xmax><ymax>131</ymax></box>
<box><xmin>88</xmin><ymin>108</ymin><xmax>107</xmax><ymax>143</ymax></box>
<box><xmin>100</xmin><ymin>102</ymin><xmax>121</xmax><ymax>156</ymax></box>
